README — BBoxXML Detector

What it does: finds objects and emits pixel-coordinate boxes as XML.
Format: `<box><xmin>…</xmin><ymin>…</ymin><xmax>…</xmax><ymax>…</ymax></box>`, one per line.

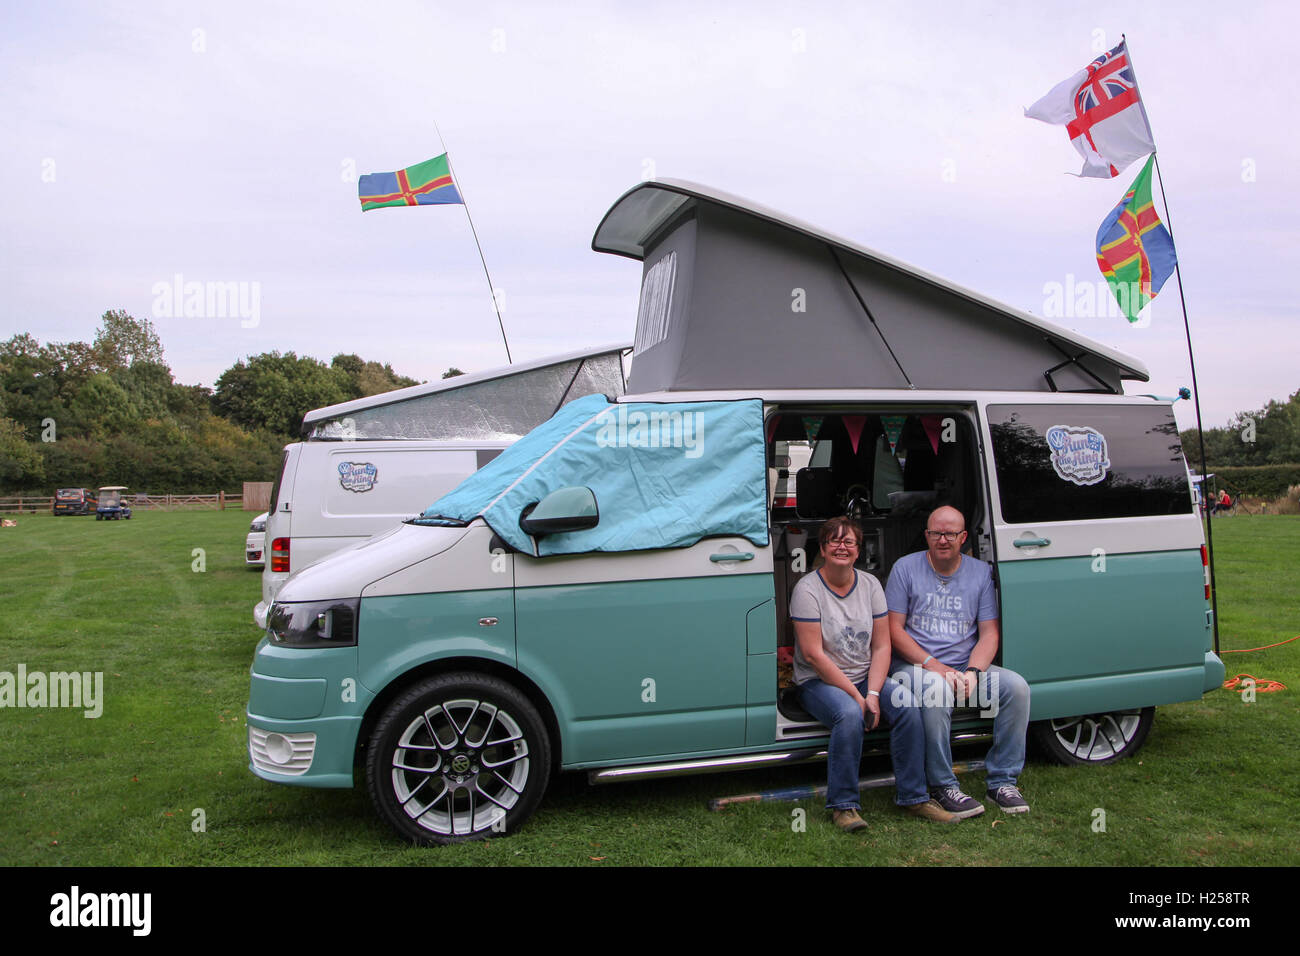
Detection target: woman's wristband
<box><xmin>866</xmin><ymin>689</ymin><xmax>880</xmax><ymax>698</ymax></box>
<box><xmin>921</xmin><ymin>655</ymin><xmax>933</xmax><ymax>669</ymax></box>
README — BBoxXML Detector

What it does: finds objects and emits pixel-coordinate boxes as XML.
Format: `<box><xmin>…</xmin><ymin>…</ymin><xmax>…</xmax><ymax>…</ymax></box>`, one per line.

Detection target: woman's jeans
<box><xmin>797</xmin><ymin>674</ymin><xmax>928</xmax><ymax>810</ymax></box>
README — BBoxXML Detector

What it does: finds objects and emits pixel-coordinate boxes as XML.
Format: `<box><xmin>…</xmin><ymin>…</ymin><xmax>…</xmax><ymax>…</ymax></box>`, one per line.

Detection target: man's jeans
<box><xmin>888</xmin><ymin>663</ymin><xmax>1030</xmax><ymax>790</ymax></box>
<box><xmin>797</xmin><ymin>674</ymin><xmax>928</xmax><ymax>810</ymax></box>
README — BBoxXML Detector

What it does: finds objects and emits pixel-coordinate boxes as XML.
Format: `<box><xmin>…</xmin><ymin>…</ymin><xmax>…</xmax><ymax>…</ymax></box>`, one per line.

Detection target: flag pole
<box><xmin>433</xmin><ymin>121</ymin><xmax>513</xmax><ymax>364</ymax></box>
<box><xmin>1123</xmin><ymin>35</ymin><xmax>1220</xmax><ymax>653</ymax></box>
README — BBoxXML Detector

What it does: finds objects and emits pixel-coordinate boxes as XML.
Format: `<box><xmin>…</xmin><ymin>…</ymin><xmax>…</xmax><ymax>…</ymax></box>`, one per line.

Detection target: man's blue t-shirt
<box><xmin>885</xmin><ymin>552</ymin><xmax>999</xmax><ymax>669</ymax></box>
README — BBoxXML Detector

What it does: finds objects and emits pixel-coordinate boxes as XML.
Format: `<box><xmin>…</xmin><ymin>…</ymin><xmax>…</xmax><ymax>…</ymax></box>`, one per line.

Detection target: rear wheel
<box><xmin>366</xmin><ymin>672</ymin><xmax>551</xmax><ymax>845</ymax></box>
<box><xmin>1032</xmin><ymin>707</ymin><xmax>1154</xmax><ymax>765</ymax></box>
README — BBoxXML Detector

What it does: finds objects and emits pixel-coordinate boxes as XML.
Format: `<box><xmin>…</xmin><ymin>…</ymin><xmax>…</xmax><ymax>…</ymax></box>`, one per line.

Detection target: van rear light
<box><xmin>271</xmin><ymin>537</ymin><xmax>290</xmax><ymax>573</ymax></box>
<box><xmin>1201</xmin><ymin>545</ymin><xmax>1210</xmax><ymax>599</ymax></box>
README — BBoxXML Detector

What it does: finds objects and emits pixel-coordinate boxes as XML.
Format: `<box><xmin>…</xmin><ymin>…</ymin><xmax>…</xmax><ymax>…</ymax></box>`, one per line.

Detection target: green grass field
<box><xmin>2</xmin><ymin>510</ymin><xmax>1297</xmax><ymax>866</ymax></box>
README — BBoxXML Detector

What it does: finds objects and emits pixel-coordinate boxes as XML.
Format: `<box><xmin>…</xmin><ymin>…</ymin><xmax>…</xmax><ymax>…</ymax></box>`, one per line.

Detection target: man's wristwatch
<box><xmin>966</xmin><ymin>666</ymin><xmax>984</xmax><ymax>674</ymax></box>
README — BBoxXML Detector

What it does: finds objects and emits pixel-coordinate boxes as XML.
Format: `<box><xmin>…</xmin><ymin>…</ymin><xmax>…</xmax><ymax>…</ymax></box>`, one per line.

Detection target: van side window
<box><xmin>988</xmin><ymin>404</ymin><xmax>1192</xmax><ymax>523</ymax></box>
<box><xmin>268</xmin><ymin>450</ymin><xmax>289</xmax><ymax>514</ymax></box>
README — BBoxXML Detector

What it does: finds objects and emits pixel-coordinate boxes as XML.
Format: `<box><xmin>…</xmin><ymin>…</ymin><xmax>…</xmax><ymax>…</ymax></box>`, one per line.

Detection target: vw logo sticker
<box><xmin>1045</xmin><ymin>425</ymin><xmax>1111</xmax><ymax>486</ymax></box>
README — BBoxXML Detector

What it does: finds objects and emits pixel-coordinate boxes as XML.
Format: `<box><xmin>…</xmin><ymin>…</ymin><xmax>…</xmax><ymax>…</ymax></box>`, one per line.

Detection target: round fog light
<box><xmin>265</xmin><ymin>733</ymin><xmax>294</xmax><ymax>765</ymax></box>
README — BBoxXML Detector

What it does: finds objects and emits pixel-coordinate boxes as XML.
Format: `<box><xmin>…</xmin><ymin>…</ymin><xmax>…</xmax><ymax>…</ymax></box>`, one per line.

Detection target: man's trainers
<box><xmin>987</xmin><ymin>785</ymin><xmax>1030</xmax><ymax>814</ymax></box>
<box><xmin>930</xmin><ymin>786</ymin><xmax>986</xmax><ymax>819</ymax></box>
<box><xmin>831</xmin><ymin>808</ymin><xmax>868</xmax><ymax>833</ymax></box>
<box><xmin>904</xmin><ymin>799</ymin><xmax>959</xmax><ymax>823</ymax></box>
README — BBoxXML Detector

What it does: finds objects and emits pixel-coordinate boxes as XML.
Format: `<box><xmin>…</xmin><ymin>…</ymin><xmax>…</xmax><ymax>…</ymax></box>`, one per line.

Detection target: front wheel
<box><xmin>366</xmin><ymin>672</ymin><xmax>551</xmax><ymax>845</ymax></box>
<box><xmin>1032</xmin><ymin>707</ymin><xmax>1154</xmax><ymax>765</ymax></box>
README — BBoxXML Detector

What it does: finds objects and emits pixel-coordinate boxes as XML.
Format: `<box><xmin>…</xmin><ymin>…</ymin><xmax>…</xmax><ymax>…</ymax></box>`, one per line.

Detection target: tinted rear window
<box><xmin>268</xmin><ymin>451</ymin><xmax>289</xmax><ymax>515</ymax></box>
<box><xmin>988</xmin><ymin>404</ymin><xmax>1192</xmax><ymax>523</ymax></box>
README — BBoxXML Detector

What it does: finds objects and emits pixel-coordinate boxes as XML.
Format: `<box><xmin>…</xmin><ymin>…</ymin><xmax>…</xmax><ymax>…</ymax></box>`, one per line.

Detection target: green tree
<box><xmin>92</xmin><ymin>309</ymin><xmax>165</xmax><ymax>369</ymax></box>
<box><xmin>1181</xmin><ymin>387</ymin><xmax>1300</xmax><ymax>467</ymax></box>
<box><xmin>212</xmin><ymin>351</ymin><xmax>352</xmax><ymax>437</ymax></box>
<box><xmin>0</xmin><ymin>417</ymin><xmax>45</xmax><ymax>487</ymax></box>
<box><xmin>442</xmin><ymin>367</ymin><xmax>464</xmax><ymax>379</ymax></box>
<box><xmin>332</xmin><ymin>353</ymin><xmax>420</xmax><ymax>399</ymax></box>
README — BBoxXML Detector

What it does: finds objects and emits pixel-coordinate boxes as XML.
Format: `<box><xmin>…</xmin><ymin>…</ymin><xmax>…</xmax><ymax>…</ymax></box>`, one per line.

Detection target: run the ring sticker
<box><xmin>338</xmin><ymin>461</ymin><xmax>378</xmax><ymax>493</ymax></box>
<box><xmin>1045</xmin><ymin>425</ymin><xmax>1111</xmax><ymax>486</ymax></box>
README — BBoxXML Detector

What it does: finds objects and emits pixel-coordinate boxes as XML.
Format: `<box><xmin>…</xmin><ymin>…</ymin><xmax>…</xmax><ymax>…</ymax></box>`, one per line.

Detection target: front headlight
<box><xmin>250</xmin><ymin>519</ymin><xmax>266</xmax><ymax>532</ymax></box>
<box><xmin>267</xmin><ymin>599</ymin><xmax>360</xmax><ymax>648</ymax></box>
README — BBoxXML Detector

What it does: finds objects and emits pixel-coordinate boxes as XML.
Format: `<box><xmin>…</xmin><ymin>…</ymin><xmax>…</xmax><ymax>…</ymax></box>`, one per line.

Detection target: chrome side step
<box><xmin>586</xmin><ymin>730</ymin><xmax>992</xmax><ymax>785</ymax></box>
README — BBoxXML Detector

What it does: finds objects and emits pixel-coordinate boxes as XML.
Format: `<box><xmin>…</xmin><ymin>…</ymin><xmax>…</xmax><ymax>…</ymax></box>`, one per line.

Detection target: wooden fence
<box><xmin>243</xmin><ymin>482</ymin><xmax>273</xmax><ymax>512</ymax></box>
<box><xmin>0</xmin><ymin>493</ymin><xmax>243</xmax><ymax>514</ymax></box>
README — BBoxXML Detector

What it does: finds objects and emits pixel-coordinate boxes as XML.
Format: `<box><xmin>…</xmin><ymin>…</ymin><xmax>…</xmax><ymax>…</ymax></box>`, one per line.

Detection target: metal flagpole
<box><xmin>1123</xmin><ymin>35</ymin><xmax>1220</xmax><ymax>653</ymax></box>
<box><xmin>433</xmin><ymin>121</ymin><xmax>513</xmax><ymax>364</ymax></box>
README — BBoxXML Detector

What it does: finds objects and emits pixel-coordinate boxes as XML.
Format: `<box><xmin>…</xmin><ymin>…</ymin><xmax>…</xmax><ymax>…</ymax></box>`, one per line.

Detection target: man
<box><xmin>792</xmin><ymin>516</ymin><xmax>957</xmax><ymax>832</ymax></box>
<box><xmin>885</xmin><ymin>506</ymin><xmax>1031</xmax><ymax>816</ymax></box>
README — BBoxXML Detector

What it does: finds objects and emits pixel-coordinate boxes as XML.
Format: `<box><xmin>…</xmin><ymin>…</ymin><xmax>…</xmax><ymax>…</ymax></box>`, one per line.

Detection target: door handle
<box><xmin>710</xmin><ymin>552</ymin><xmax>755</xmax><ymax>562</ymax></box>
<box><xmin>1013</xmin><ymin>537</ymin><xmax>1051</xmax><ymax>548</ymax></box>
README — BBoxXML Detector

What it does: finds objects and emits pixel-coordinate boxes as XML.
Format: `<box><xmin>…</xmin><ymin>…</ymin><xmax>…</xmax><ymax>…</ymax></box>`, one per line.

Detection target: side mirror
<box><xmin>519</xmin><ymin>486</ymin><xmax>599</xmax><ymax>537</ymax></box>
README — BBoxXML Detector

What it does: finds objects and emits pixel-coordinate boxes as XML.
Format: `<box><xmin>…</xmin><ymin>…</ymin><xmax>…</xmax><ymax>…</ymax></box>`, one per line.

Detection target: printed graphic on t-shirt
<box><xmin>909</xmin><ymin>591</ymin><xmax>973</xmax><ymax>639</ymax></box>
<box><xmin>831</xmin><ymin>625</ymin><xmax>873</xmax><ymax>661</ymax></box>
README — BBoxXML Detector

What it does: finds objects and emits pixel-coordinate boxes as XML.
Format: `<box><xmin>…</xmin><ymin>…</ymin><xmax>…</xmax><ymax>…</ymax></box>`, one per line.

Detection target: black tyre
<box><xmin>366</xmin><ymin>672</ymin><xmax>551</xmax><ymax>845</ymax></box>
<box><xmin>1032</xmin><ymin>707</ymin><xmax>1154</xmax><ymax>765</ymax></box>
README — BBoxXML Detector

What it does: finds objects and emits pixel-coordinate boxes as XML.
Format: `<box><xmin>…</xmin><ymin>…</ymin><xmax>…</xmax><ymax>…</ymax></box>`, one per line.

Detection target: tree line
<box><xmin>4</xmin><ymin>309</ymin><xmax>1295</xmax><ymax>495</ymax></box>
<box><xmin>1179</xmin><ymin>389</ymin><xmax>1300</xmax><ymax>468</ymax></box>
<box><xmin>0</xmin><ymin>310</ymin><xmax>444</xmax><ymax>494</ymax></box>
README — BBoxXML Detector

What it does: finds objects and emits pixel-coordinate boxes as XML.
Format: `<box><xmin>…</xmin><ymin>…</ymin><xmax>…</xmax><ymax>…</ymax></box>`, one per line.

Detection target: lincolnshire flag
<box><xmin>1095</xmin><ymin>155</ymin><xmax>1177</xmax><ymax>322</ymax></box>
<box><xmin>1025</xmin><ymin>40</ymin><xmax>1156</xmax><ymax>178</ymax></box>
<box><xmin>358</xmin><ymin>153</ymin><xmax>463</xmax><ymax>210</ymax></box>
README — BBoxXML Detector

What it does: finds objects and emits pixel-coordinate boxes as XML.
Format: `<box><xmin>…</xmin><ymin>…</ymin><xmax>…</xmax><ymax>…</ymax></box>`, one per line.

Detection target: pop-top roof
<box><xmin>592</xmin><ymin>179</ymin><xmax>1148</xmax><ymax>395</ymax></box>
<box><xmin>300</xmin><ymin>343</ymin><xmax>630</xmax><ymax>441</ymax></box>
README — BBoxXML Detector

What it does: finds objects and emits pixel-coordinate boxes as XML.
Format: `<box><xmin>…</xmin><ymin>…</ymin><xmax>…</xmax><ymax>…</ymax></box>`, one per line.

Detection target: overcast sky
<box><xmin>3</xmin><ymin>0</ymin><xmax>1295</xmax><ymax>432</ymax></box>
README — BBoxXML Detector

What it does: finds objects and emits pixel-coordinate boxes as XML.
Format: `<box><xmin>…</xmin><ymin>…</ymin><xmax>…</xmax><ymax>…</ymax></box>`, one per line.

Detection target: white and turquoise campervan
<box><xmin>246</xmin><ymin>180</ymin><xmax>1224</xmax><ymax>844</ymax></box>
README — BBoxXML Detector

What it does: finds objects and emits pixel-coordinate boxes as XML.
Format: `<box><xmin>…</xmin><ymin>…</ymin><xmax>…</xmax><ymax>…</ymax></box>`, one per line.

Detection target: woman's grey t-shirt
<box><xmin>789</xmin><ymin>568</ymin><xmax>888</xmax><ymax>685</ymax></box>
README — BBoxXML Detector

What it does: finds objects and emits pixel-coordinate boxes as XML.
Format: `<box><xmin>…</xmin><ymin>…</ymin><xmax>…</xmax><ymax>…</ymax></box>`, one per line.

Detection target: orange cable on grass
<box><xmin>1218</xmin><ymin>635</ymin><xmax>1294</xmax><ymax>692</ymax></box>
<box><xmin>1222</xmin><ymin>674</ymin><xmax>1286</xmax><ymax>693</ymax></box>
<box><xmin>1219</xmin><ymin>634</ymin><xmax>1300</xmax><ymax>654</ymax></box>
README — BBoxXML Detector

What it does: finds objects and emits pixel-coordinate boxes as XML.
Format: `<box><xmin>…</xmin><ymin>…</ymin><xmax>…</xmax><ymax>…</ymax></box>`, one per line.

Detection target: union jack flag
<box><xmin>1026</xmin><ymin>39</ymin><xmax>1156</xmax><ymax>179</ymax></box>
<box><xmin>1068</xmin><ymin>46</ymin><xmax>1142</xmax><ymax>175</ymax></box>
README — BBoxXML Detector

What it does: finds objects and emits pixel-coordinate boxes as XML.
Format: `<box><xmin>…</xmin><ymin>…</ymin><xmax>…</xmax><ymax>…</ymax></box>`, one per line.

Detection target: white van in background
<box><xmin>253</xmin><ymin>344</ymin><xmax>630</xmax><ymax>627</ymax></box>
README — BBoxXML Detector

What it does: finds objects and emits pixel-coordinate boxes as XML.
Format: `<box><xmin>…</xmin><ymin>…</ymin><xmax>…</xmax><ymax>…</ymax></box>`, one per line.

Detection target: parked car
<box><xmin>246</xmin><ymin>512</ymin><xmax>268</xmax><ymax>567</ymax></box>
<box><xmin>95</xmin><ymin>486</ymin><xmax>132</xmax><ymax>520</ymax></box>
<box><xmin>53</xmin><ymin>488</ymin><xmax>97</xmax><ymax>515</ymax></box>
<box><xmin>247</xmin><ymin>180</ymin><xmax>1223</xmax><ymax>845</ymax></box>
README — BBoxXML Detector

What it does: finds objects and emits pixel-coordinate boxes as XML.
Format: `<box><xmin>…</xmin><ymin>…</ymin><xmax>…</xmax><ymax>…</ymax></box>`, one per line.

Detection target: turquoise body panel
<box><xmin>246</xmin><ymin>637</ymin><xmax>373</xmax><ymax>788</ymax></box>
<box><xmin>249</xmin><ymin>673</ymin><xmax>327</xmax><ymax>720</ymax></box>
<box><xmin>998</xmin><ymin>549</ymin><xmax>1219</xmax><ymax>720</ymax></box>
<box><xmin>356</xmin><ymin>590</ymin><xmax>517</xmax><ymax>694</ymax></box>
<box><xmin>514</xmin><ymin>574</ymin><xmax>773</xmax><ymax>765</ymax></box>
<box><xmin>744</xmin><ymin>599</ymin><xmax>777</xmax><ymax>745</ymax></box>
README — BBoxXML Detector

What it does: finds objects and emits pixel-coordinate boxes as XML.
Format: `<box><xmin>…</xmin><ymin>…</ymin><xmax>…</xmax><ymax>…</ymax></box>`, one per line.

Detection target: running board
<box><xmin>586</xmin><ymin>730</ymin><xmax>992</xmax><ymax>785</ymax></box>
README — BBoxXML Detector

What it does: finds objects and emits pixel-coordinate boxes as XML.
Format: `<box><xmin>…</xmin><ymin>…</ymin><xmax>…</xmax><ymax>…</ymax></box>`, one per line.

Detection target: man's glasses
<box><xmin>924</xmin><ymin>530</ymin><xmax>965</xmax><ymax>542</ymax></box>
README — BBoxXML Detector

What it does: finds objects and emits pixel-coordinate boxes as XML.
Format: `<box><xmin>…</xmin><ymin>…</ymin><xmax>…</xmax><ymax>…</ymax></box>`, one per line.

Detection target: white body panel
<box><xmin>514</xmin><ymin>536</ymin><xmax>772</xmax><ymax>588</ymax></box>
<box><xmin>256</xmin><ymin>440</ymin><xmax>506</xmax><ymax>625</ymax></box>
<box><xmin>277</xmin><ymin>522</ymin><xmax>471</xmax><ymax>604</ymax></box>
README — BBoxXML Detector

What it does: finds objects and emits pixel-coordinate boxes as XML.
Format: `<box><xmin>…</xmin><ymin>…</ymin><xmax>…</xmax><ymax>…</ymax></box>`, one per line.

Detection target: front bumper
<box><xmin>246</xmin><ymin>636</ymin><xmax>371</xmax><ymax>788</ymax></box>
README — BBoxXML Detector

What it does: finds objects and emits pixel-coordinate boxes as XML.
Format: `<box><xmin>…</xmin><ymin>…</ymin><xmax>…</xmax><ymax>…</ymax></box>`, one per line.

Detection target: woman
<box><xmin>790</xmin><ymin>516</ymin><xmax>956</xmax><ymax>831</ymax></box>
